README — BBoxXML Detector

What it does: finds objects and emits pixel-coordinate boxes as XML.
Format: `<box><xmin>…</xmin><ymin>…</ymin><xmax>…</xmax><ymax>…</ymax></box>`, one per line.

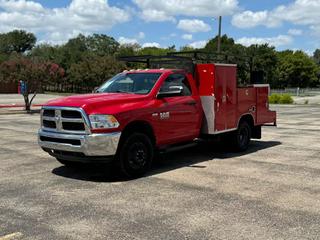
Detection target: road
<box><xmin>0</xmin><ymin>105</ymin><xmax>319</xmax><ymax>240</ymax></box>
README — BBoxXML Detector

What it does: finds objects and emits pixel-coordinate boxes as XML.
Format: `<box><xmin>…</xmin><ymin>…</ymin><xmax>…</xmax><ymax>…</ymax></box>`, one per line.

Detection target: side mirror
<box><xmin>157</xmin><ymin>86</ymin><xmax>183</xmax><ymax>98</ymax></box>
<box><xmin>92</xmin><ymin>87</ymin><xmax>100</xmax><ymax>93</ymax></box>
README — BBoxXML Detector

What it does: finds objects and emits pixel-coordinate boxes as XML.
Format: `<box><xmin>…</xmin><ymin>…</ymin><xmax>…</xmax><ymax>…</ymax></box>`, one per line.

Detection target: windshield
<box><xmin>97</xmin><ymin>73</ymin><xmax>162</xmax><ymax>95</ymax></box>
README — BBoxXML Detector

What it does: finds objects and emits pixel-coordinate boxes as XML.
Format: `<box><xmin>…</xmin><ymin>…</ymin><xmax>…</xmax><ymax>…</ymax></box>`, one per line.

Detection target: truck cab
<box><xmin>39</xmin><ymin>55</ymin><xmax>276</xmax><ymax>178</ymax></box>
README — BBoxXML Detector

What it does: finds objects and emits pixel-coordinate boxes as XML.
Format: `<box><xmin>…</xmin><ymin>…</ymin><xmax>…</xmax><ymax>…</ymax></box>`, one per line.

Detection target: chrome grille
<box><xmin>41</xmin><ymin>107</ymin><xmax>90</xmax><ymax>134</ymax></box>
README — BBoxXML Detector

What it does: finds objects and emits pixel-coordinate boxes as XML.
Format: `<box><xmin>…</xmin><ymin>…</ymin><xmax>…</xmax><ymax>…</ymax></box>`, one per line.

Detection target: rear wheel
<box><xmin>231</xmin><ymin>121</ymin><xmax>252</xmax><ymax>152</ymax></box>
<box><xmin>117</xmin><ymin>133</ymin><xmax>154</xmax><ymax>178</ymax></box>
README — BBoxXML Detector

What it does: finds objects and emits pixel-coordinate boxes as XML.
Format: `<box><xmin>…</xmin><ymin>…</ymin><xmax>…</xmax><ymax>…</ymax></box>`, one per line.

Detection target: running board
<box><xmin>263</xmin><ymin>123</ymin><xmax>277</xmax><ymax>127</ymax></box>
<box><xmin>159</xmin><ymin>141</ymin><xmax>199</xmax><ymax>154</ymax></box>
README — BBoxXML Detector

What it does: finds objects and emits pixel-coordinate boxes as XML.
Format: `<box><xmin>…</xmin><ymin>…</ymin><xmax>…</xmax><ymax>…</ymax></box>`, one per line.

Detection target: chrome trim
<box><xmin>252</xmin><ymin>84</ymin><xmax>270</xmax><ymax>88</ymax></box>
<box><xmin>38</xmin><ymin>129</ymin><xmax>121</xmax><ymax>156</ymax></box>
<box><xmin>214</xmin><ymin>63</ymin><xmax>237</xmax><ymax>67</ymax></box>
<box><xmin>41</xmin><ymin>106</ymin><xmax>91</xmax><ymax>134</ymax></box>
<box><xmin>200</xmin><ymin>95</ymin><xmax>216</xmax><ymax>134</ymax></box>
<box><xmin>55</xmin><ymin>109</ymin><xmax>63</xmax><ymax>131</ymax></box>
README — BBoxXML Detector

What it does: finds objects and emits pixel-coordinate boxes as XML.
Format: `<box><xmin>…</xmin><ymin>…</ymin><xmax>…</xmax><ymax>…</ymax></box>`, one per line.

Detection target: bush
<box><xmin>279</xmin><ymin>94</ymin><xmax>294</xmax><ymax>104</ymax></box>
<box><xmin>269</xmin><ymin>94</ymin><xmax>281</xmax><ymax>104</ymax></box>
<box><xmin>269</xmin><ymin>93</ymin><xmax>294</xmax><ymax>104</ymax></box>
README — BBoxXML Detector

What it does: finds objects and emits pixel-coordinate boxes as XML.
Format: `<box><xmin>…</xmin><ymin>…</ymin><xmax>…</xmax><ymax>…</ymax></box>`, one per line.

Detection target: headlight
<box><xmin>89</xmin><ymin>115</ymin><xmax>120</xmax><ymax>129</ymax></box>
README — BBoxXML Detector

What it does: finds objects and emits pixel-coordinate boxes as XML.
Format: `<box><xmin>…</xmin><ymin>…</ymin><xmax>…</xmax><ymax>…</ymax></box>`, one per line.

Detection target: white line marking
<box><xmin>0</xmin><ymin>232</ymin><xmax>23</xmax><ymax>240</ymax></box>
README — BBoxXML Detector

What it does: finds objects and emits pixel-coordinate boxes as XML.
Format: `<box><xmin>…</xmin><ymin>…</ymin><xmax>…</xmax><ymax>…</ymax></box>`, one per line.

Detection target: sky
<box><xmin>0</xmin><ymin>0</ymin><xmax>319</xmax><ymax>54</ymax></box>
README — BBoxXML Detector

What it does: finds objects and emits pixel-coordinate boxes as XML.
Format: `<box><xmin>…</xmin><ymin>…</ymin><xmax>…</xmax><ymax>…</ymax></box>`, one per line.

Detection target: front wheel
<box><xmin>231</xmin><ymin>121</ymin><xmax>252</xmax><ymax>152</ymax></box>
<box><xmin>117</xmin><ymin>133</ymin><xmax>154</xmax><ymax>178</ymax></box>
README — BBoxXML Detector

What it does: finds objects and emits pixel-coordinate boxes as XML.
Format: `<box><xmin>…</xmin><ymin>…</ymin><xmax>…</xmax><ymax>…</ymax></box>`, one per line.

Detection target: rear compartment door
<box><xmin>214</xmin><ymin>65</ymin><xmax>237</xmax><ymax>132</ymax></box>
<box><xmin>256</xmin><ymin>86</ymin><xmax>276</xmax><ymax>125</ymax></box>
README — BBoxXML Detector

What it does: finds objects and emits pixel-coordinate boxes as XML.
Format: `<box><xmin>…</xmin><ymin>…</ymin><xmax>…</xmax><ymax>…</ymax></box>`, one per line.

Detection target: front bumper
<box><xmin>38</xmin><ymin>129</ymin><xmax>121</xmax><ymax>160</ymax></box>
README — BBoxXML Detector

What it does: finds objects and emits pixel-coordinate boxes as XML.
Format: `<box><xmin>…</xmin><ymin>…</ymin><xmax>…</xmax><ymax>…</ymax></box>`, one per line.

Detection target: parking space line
<box><xmin>0</xmin><ymin>232</ymin><xmax>23</xmax><ymax>240</ymax></box>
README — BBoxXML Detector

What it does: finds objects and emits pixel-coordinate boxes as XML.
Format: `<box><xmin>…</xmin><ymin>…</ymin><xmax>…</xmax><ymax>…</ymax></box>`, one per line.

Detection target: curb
<box><xmin>0</xmin><ymin>109</ymin><xmax>41</xmax><ymax>115</ymax></box>
<box><xmin>0</xmin><ymin>104</ymin><xmax>42</xmax><ymax>109</ymax></box>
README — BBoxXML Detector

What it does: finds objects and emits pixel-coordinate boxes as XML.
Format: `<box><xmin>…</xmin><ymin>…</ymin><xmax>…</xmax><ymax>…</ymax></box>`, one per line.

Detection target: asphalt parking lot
<box><xmin>0</xmin><ymin>105</ymin><xmax>320</xmax><ymax>240</ymax></box>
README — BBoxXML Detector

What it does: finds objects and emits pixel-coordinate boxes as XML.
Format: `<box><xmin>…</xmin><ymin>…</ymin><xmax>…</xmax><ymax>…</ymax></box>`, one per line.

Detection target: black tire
<box><xmin>56</xmin><ymin>158</ymin><xmax>82</xmax><ymax>168</ymax></box>
<box><xmin>117</xmin><ymin>133</ymin><xmax>154</xmax><ymax>178</ymax></box>
<box><xmin>231</xmin><ymin>121</ymin><xmax>252</xmax><ymax>152</ymax></box>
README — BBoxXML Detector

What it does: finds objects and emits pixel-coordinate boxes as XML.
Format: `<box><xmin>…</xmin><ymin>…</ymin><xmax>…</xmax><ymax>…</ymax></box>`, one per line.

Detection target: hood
<box><xmin>45</xmin><ymin>93</ymin><xmax>149</xmax><ymax>114</ymax></box>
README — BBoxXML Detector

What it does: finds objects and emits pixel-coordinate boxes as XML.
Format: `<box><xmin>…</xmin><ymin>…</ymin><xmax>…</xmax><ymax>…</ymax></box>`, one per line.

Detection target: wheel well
<box><xmin>121</xmin><ymin>121</ymin><xmax>156</xmax><ymax>146</ymax></box>
<box><xmin>238</xmin><ymin>114</ymin><xmax>254</xmax><ymax>129</ymax></box>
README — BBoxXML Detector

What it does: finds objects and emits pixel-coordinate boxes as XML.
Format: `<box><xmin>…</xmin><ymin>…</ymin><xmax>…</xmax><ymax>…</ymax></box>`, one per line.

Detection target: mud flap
<box><xmin>252</xmin><ymin>126</ymin><xmax>261</xmax><ymax>139</ymax></box>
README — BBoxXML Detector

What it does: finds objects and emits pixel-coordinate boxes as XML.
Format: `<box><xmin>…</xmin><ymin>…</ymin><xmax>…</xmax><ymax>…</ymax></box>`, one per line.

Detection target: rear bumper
<box><xmin>38</xmin><ymin>129</ymin><xmax>121</xmax><ymax>161</ymax></box>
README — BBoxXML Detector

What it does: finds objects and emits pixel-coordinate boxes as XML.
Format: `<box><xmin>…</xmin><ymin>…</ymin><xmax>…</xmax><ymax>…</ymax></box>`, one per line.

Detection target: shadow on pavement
<box><xmin>151</xmin><ymin>140</ymin><xmax>281</xmax><ymax>176</ymax></box>
<box><xmin>51</xmin><ymin>140</ymin><xmax>281</xmax><ymax>182</ymax></box>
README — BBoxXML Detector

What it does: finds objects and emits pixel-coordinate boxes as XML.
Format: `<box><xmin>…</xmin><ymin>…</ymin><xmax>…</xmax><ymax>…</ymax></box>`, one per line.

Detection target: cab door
<box><xmin>154</xmin><ymin>74</ymin><xmax>201</xmax><ymax>145</ymax></box>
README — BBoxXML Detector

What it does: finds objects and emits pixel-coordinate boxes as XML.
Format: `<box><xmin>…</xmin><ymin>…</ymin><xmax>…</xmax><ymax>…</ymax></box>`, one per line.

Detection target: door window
<box><xmin>159</xmin><ymin>74</ymin><xmax>192</xmax><ymax>96</ymax></box>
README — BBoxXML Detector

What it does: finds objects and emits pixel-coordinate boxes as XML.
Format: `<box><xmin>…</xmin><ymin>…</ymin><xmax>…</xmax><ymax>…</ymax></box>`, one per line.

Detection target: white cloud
<box><xmin>115</xmin><ymin>32</ymin><xmax>145</xmax><ymax>46</ymax></box>
<box><xmin>137</xmin><ymin>32</ymin><xmax>145</xmax><ymax>39</ymax></box>
<box><xmin>182</xmin><ymin>34</ymin><xmax>193</xmax><ymax>40</ymax></box>
<box><xmin>288</xmin><ymin>29</ymin><xmax>303</xmax><ymax>36</ymax></box>
<box><xmin>0</xmin><ymin>0</ymin><xmax>44</xmax><ymax>13</ymax></box>
<box><xmin>0</xmin><ymin>0</ymin><xmax>131</xmax><ymax>44</ymax></box>
<box><xmin>161</xmin><ymin>33</ymin><xmax>177</xmax><ymax>41</ymax></box>
<box><xmin>304</xmin><ymin>50</ymin><xmax>313</xmax><ymax>56</ymax></box>
<box><xmin>231</xmin><ymin>0</ymin><xmax>320</xmax><ymax>34</ymax></box>
<box><xmin>118</xmin><ymin>37</ymin><xmax>139</xmax><ymax>45</ymax></box>
<box><xmin>188</xmin><ymin>40</ymin><xmax>208</xmax><ymax>49</ymax></box>
<box><xmin>310</xmin><ymin>25</ymin><xmax>320</xmax><ymax>37</ymax></box>
<box><xmin>236</xmin><ymin>35</ymin><xmax>293</xmax><ymax>47</ymax></box>
<box><xmin>140</xmin><ymin>9</ymin><xmax>176</xmax><ymax>22</ymax></box>
<box><xmin>142</xmin><ymin>42</ymin><xmax>161</xmax><ymax>48</ymax></box>
<box><xmin>133</xmin><ymin>0</ymin><xmax>238</xmax><ymax>22</ymax></box>
<box><xmin>232</xmin><ymin>10</ymin><xmax>279</xmax><ymax>28</ymax></box>
<box><xmin>177</xmin><ymin>19</ymin><xmax>211</xmax><ymax>33</ymax></box>
<box><xmin>39</xmin><ymin>30</ymin><xmax>91</xmax><ymax>45</ymax></box>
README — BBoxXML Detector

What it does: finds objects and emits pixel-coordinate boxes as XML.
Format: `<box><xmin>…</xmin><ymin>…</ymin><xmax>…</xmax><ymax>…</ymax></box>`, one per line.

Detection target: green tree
<box><xmin>204</xmin><ymin>34</ymin><xmax>236</xmax><ymax>53</ymax></box>
<box><xmin>59</xmin><ymin>34</ymin><xmax>88</xmax><ymax>69</ymax></box>
<box><xmin>0</xmin><ymin>55</ymin><xmax>64</xmax><ymax>111</ymax></box>
<box><xmin>30</xmin><ymin>44</ymin><xmax>65</xmax><ymax>68</ymax></box>
<box><xmin>116</xmin><ymin>43</ymin><xmax>140</xmax><ymax>57</ymax></box>
<box><xmin>0</xmin><ymin>30</ymin><xmax>36</xmax><ymax>54</ymax></box>
<box><xmin>179</xmin><ymin>46</ymin><xmax>195</xmax><ymax>52</ymax></box>
<box><xmin>137</xmin><ymin>46</ymin><xmax>176</xmax><ymax>56</ymax></box>
<box><xmin>45</xmin><ymin>34</ymin><xmax>121</xmax><ymax>70</ymax></box>
<box><xmin>277</xmin><ymin>50</ymin><xmax>319</xmax><ymax>88</ymax></box>
<box><xmin>86</xmin><ymin>34</ymin><xmax>120</xmax><ymax>56</ymax></box>
<box><xmin>68</xmin><ymin>56</ymin><xmax>125</xmax><ymax>91</ymax></box>
<box><xmin>313</xmin><ymin>49</ymin><xmax>320</xmax><ymax>65</ymax></box>
<box><xmin>247</xmin><ymin>44</ymin><xmax>278</xmax><ymax>87</ymax></box>
<box><xmin>0</xmin><ymin>53</ymin><xmax>8</xmax><ymax>63</ymax></box>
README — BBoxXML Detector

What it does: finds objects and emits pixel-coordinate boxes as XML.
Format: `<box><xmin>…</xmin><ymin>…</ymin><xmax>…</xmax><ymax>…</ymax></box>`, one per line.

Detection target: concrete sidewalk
<box><xmin>293</xmin><ymin>95</ymin><xmax>320</xmax><ymax>104</ymax></box>
<box><xmin>0</xmin><ymin>94</ymin><xmax>64</xmax><ymax>114</ymax></box>
<box><xmin>0</xmin><ymin>94</ymin><xmax>63</xmax><ymax>105</ymax></box>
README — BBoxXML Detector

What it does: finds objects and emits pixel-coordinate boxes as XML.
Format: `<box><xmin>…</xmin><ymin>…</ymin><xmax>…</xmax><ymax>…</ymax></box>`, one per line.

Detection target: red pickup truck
<box><xmin>38</xmin><ymin>56</ymin><xmax>276</xmax><ymax>178</ymax></box>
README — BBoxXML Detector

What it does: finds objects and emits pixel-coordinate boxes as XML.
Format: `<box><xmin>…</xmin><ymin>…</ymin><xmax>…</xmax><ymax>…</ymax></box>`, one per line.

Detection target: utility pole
<box><xmin>217</xmin><ymin>16</ymin><xmax>222</xmax><ymax>53</ymax></box>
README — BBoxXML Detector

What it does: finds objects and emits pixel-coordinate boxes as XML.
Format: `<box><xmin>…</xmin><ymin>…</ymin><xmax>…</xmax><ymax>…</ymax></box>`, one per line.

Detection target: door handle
<box><xmin>185</xmin><ymin>101</ymin><xmax>197</xmax><ymax>106</ymax></box>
